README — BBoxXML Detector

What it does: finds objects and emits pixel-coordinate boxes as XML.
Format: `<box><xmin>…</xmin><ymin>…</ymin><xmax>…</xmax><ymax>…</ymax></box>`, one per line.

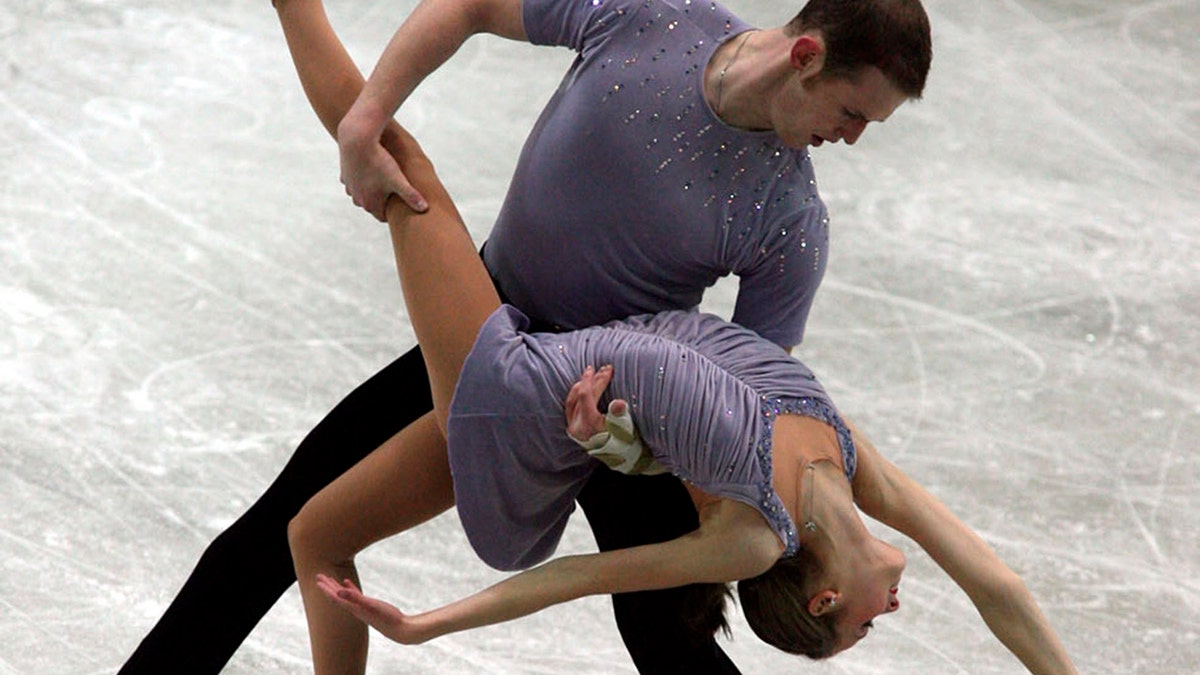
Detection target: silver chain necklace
<box><xmin>715</xmin><ymin>31</ymin><xmax>753</xmax><ymax>116</ymax></box>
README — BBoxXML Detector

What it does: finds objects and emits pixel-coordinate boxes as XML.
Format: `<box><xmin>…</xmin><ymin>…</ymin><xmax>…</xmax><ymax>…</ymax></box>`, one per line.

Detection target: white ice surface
<box><xmin>1</xmin><ymin>0</ymin><xmax>1198</xmax><ymax>673</ymax></box>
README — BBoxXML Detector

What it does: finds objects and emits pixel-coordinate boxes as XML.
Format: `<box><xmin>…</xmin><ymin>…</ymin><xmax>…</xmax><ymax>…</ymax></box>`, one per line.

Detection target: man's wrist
<box><xmin>339</xmin><ymin>98</ymin><xmax>391</xmax><ymax>146</ymax></box>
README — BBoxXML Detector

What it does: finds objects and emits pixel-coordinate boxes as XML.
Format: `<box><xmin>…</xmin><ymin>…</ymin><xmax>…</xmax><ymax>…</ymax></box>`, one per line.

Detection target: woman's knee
<box><xmin>287</xmin><ymin>501</ymin><xmax>351</xmax><ymax>570</ymax></box>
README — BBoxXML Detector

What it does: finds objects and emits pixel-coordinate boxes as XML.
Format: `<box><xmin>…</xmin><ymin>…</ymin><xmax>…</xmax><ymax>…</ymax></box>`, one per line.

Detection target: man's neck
<box><xmin>705</xmin><ymin>27</ymin><xmax>791</xmax><ymax>132</ymax></box>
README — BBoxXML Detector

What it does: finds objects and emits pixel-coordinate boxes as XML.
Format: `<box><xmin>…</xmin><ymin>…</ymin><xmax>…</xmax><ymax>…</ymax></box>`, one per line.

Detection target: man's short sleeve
<box><xmin>730</xmin><ymin>205</ymin><xmax>830</xmax><ymax>348</ymax></box>
<box><xmin>523</xmin><ymin>0</ymin><xmax>629</xmax><ymax>49</ymax></box>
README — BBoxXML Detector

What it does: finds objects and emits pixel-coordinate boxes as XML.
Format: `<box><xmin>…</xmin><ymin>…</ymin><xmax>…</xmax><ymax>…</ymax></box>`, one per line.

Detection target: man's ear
<box><xmin>807</xmin><ymin>589</ymin><xmax>840</xmax><ymax>616</ymax></box>
<box><xmin>790</xmin><ymin>33</ymin><xmax>826</xmax><ymax>78</ymax></box>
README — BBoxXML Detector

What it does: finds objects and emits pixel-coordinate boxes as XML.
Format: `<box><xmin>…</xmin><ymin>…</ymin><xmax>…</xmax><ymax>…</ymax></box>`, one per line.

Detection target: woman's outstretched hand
<box><xmin>315</xmin><ymin>574</ymin><xmax>429</xmax><ymax>645</ymax></box>
<box><xmin>565</xmin><ymin>365</ymin><xmax>617</xmax><ymax>442</ymax></box>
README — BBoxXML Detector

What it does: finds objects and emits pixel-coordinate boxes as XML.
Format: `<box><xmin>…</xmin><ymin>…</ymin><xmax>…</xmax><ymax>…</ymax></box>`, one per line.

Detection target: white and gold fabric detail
<box><xmin>572</xmin><ymin>401</ymin><xmax>667</xmax><ymax>476</ymax></box>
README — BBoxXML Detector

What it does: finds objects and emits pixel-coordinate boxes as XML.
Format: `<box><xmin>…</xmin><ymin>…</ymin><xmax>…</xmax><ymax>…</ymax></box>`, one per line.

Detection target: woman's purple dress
<box><xmin>448</xmin><ymin>306</ymin><xmax>855</xmax><ymax>571</ymax></box>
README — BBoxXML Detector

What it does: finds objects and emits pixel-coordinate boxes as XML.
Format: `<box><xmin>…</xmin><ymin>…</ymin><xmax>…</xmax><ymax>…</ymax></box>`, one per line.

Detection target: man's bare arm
<box><xmin>337</xmin><ymin>0</ymin><xmax>526</xmax><ymax>218</ymax></box>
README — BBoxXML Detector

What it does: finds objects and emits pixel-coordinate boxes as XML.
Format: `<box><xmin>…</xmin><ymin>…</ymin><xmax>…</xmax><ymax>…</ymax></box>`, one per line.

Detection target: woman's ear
<box><xmin>790</xmin><ymin>34</ymin><xmax>826</xmax><ymax>79</ymax></box>
<box><xmin>807</xmin><ymin>589</ymin><xmax>840</xmax><ymax>616</ymax></box>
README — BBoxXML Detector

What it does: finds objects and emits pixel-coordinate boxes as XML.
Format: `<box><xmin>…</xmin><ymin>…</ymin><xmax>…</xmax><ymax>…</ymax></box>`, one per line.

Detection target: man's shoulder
<box><xmin>525</xmin><ymin>0</ymin><xmax>745</xmax><ymax>39</ymax></box>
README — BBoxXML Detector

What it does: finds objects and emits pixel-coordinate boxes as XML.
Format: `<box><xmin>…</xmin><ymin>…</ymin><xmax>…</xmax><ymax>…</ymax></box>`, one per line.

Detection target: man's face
<box><xmin>773</xmin><ymin>66</ymin><xmax>909</xmax><ymax>150</ymax></box>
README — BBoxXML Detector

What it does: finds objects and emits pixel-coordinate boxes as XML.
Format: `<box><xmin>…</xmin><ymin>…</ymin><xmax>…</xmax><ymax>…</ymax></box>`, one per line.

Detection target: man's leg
<box><xmin>119</xmin><ymin>346</ymin><xmax>432</xmax><ymax>674</ymax></box>
<box><xmin>576</xmin><ymin>469</ymin><xmax>743</xmax><ymax>675</ymax></box>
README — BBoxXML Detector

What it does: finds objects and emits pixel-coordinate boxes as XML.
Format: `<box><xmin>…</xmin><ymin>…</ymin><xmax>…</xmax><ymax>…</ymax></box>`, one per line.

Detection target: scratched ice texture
<box><xmin>1</xmin><ymin>0</ymin><xmax>1197</xmax><ymax>673</ymax></box>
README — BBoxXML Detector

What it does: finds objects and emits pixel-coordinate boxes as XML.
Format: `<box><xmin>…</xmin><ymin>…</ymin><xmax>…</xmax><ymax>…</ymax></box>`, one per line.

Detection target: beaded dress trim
<box><xmin>756</xmin><ymin>396</ymin><xmax>857</xmax><ymax>558</ymax></box>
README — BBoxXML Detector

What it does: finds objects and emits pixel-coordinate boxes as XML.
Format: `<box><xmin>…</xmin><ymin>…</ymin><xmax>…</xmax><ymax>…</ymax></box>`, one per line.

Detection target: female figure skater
<box><xmin>288</xmin><ymin>122</ymin><xmax>1077</xmax><ymax>672</ymax></box>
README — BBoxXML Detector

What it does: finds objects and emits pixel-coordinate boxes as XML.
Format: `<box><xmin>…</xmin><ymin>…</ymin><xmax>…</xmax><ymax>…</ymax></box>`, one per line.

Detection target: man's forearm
<box><xmin>338</xmin><ymin>0</ymin><xmax>526</xmax><ymax>145</ymax></box>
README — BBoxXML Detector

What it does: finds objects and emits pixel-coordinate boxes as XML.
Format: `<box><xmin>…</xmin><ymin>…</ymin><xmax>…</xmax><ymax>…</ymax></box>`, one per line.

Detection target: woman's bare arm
<box><xmin>320</xmin><ymin>499</ymin><xmax>780</xmax><ymax>644</ymax></box>
<box><xmin>849</xmin><ymin>426</ymin><xmax>1078</xmax><ymax>675</ymax></box>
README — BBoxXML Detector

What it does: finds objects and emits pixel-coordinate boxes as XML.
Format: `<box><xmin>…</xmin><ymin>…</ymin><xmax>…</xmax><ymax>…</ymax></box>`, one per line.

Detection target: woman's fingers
<box><xmin>315</xmin><ymin>574</ymin><xmax>359</xmax><ymax>603</ymax></box>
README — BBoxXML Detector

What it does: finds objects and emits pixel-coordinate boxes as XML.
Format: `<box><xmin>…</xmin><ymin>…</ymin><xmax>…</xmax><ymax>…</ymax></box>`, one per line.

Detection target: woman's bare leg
<box><xmin>279</xmin><ymin>0</ymin><xmax>494</xmax><ymax>432</ymax></box>
<box><xmin>288</xmin><ymin>412</ymin><xmax>453</xmax><ymax>675</ymax></box>
<box><xmin>381</xmin><ymin>131</ymin><xmax>501</xmax><ymax>433</ymax></box>
<box><xmin>276</xmin><ymin>4</ymin><xmax>481</xmax><ymax>671</ymax></box>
